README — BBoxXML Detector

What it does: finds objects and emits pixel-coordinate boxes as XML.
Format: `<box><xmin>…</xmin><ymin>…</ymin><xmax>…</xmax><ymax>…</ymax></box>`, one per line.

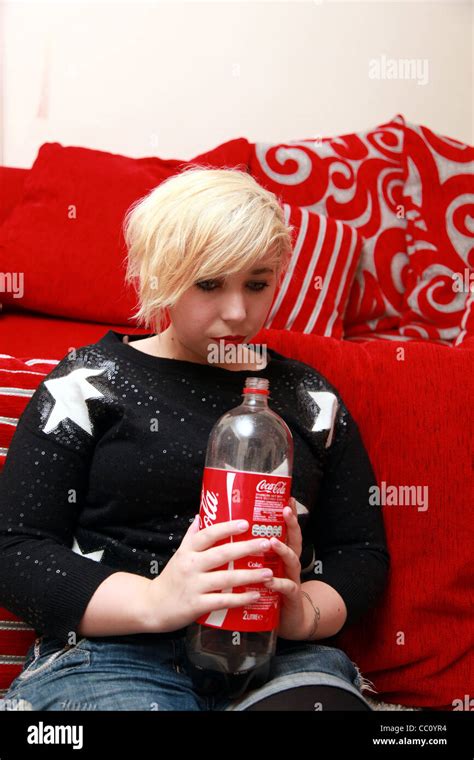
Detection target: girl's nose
<box><xmin>220</xmin><ymin>293</ymin><xmax>247</xmax><ymax>322</ymax></box>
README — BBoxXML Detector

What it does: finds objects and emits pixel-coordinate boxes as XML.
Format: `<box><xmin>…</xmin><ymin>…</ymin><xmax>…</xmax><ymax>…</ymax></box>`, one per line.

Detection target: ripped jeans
<box><xmin>2</xmin><ymin>632</ymin><xmax>374</xmax><ymax>711</ymax></box>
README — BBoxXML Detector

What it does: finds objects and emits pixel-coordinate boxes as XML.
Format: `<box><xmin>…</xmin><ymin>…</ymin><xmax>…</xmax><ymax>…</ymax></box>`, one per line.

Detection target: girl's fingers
<box><xmin>269</xmin><ymin>535</ymin><xmax>301</xmax><ymax>583</ymax></box>
<box><xmin>283</xmin><ymin>497</ymin><xmax>297</xmax><ymax>523</ymax></box>
<box><xmin>282</xmin><ymin>499</ymin><xmax>302</xmax><ymax>558</ymax></box>
<box><xmin>263</xmin><ymin>576</ymin><xmax>298</xmax><ymax>596</ymax></box>
<box><xmin>271</xmin><ymin>536</ymin><xmax>300</xmax><ymax>566</ymax></box>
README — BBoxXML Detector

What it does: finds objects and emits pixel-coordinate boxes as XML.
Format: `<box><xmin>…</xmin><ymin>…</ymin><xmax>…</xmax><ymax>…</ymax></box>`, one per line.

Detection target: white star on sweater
<box><xmin>42</xmin><ymin>368</ymin><xmax>106</xmax><ymax>436</ymax></box>
<box><xmin>307</xmin><ymin>391</ymin><xmax>338</xmax><ymax>448</ymax></box>
<box><xmin>71</xmin><ymin>537</ymin><xmax>104</xmax><ymax>563</ymax></box>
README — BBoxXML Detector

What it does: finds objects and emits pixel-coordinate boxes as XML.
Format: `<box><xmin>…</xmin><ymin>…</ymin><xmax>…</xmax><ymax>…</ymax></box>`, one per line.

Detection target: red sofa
<box><xmin>0</xmin><ymin>116</ymin><xmax>473</xmax><ymax>711</ymax></box>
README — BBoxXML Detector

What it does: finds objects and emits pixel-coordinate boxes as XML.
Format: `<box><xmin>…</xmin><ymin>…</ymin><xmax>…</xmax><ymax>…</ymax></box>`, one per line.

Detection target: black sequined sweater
<box><xmin>0</xmin><ymin>330</ymin><xmax>389</xmax><ymax>644</ymax></box>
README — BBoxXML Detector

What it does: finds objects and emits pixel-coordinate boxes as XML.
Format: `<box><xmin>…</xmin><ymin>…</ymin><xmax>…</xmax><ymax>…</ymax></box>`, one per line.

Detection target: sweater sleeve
<box><xmin>302</xmin><ymin>404</ymin><xmax>390</xmax><ymax>634</ymax></box>
<box><xmin>0</xmin><ymin>355</ymin><xmax>120</xmax><ymax>644</ymax></box>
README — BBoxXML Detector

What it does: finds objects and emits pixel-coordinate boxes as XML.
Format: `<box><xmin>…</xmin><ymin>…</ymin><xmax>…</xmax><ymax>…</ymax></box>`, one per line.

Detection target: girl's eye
<box><xmin>195</xmin><ymin>281</ymin><xmax>269</xmax><ymax>292</ymax></box>
<box><xmin>195</xmin><ymin>280</ymin><xmax>218</xmax><ymax>291</ymax></box>
<box><xmin>248</xmin><ymin>282</ymin><xmax>269</xmax><ymax>292</ymax></box>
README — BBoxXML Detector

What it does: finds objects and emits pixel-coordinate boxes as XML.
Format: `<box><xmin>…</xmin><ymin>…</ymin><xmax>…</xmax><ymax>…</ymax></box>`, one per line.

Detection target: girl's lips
<box><xmin>211</xmin><ymin>335</ymin><xmax>246</xmax><ymax>343</ymax></box>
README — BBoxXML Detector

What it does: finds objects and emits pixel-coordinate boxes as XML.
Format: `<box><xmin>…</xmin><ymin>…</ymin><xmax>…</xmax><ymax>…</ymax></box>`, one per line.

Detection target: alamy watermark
<box><xmin>452</xmin><ymin>269</ymin><xmax>474</xmax><ymax>294</ymax></box>
<box><xmin>207</xmin><ymin>340</ymin><xmax>268</xmax><ymax>369</ymax></box>
<box><xmin>369</xmin><ymin>481</ymin><xmax>429</xmax><ymax>512</ymax></box>
<box><xmin>452</xmin><ymin>694</ymin><xmax>474</xmax><ymax>711</ymax></box>
<box><xmin>0</xmin><ymin>271</ymin><xmax>24</xmax><ymax>299</ymax></box>
<box><xmin>369</xmin><ymin>55</ymin><xmax>429</xmax><ymax>86</ymax></box>
<box><xmin>27</xmin><ymin>721</ymin><xmax>83</xmax><ymax>749</ymax></box>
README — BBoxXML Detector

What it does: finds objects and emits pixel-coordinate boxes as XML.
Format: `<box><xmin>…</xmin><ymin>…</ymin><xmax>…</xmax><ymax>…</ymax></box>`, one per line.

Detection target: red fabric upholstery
<box><xmin>254</xmin><ymin>327</ymin><xmax>474</xmax><ymax>711</ymax></box>
<box><xmin>0</xmin><ymin>311</ymin><xmax>148</xmax><ymax>359</ymax></box>
<box><xmin>0</xmin><ymin>167</ymin><xmax>28</xmax><ymax>226</ymax></box>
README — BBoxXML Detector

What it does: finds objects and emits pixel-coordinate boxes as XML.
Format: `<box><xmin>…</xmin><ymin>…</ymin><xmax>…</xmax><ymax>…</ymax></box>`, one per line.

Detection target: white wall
<box><xmin>1</xmin><ymin>0</ymin><xmax>472</xmax><ymax>168</ymax></box>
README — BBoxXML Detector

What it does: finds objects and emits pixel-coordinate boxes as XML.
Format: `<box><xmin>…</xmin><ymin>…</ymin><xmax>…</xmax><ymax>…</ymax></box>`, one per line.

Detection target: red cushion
<box><xmin>264</xmin><ymin>205</ymin><xmax>362</xmax><ymax>338</ymax></box>
<box><xmin>192</xmin><ymin>137</ymin><xmax>252</xmax><ymax>169</ymax></box>
<box><xmin>248</xmin><ymin>115</ymin><xmax>410</xmax><ymax>336</ymax></box>
<box><xmin>0</xmin><ymin>139</ymin><xmax>252</xmax><ymax>325</ymax></box>
<box><xmin>346</xmin><ymin>330</ymin><xmax>452</xmax><ymax>346</ymax></box>
<box><xmin>255</xmin><ymin>328</ymin><xmax>473</xmax><ymax>710</ymax></box>
<box><xmin>399</xmin><ymin>119</ymin><xmax>474</xmax><ymax>343</ymax></box>
<box><xmin>0</xmin><ymin>311</ymin><xmax>149</xmax><ymax>358</ymax></box>
<box><xmin>0</xmin><ymin>167</ymin><xmax>28</xmax><ymax>226</ymax></box>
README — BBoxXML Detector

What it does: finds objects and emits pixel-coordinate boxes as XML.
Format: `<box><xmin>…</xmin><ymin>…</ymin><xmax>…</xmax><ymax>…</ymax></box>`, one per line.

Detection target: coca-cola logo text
<box><xmin>200</xmin><ymin>489</ymin><xmax>219</xmax><ymax>528</ymax></box>
<box><xmin>256</xmin><ymin>479</ymin><xmax>286</xmax><ymax>495</ymax></box>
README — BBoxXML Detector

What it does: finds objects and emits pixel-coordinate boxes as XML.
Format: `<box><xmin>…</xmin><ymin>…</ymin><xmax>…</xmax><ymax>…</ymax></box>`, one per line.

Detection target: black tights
<box><xmin>243</xmin><ymin>684</ymin><xmax>372</xmax><ymax>711</ymax></box>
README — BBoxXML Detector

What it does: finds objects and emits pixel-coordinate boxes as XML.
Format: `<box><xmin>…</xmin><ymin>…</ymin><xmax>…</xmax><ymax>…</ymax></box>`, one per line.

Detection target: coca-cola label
<box><xmin>196</xmin><ymin>466</ymin><xmax>292</xmax><ymax>632</ymax></box>
<box><xmin>256</xmin><ymin>480</ymin><xmax>287</xmax><ymax>495</ymax></box>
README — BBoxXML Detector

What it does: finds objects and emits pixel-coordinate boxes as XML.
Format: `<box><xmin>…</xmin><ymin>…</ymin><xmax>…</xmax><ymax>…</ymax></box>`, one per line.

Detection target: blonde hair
<box><xmin>122</xmin><ymin>165</ymin><xmax>294</xmax><ymax>333</ymax></box>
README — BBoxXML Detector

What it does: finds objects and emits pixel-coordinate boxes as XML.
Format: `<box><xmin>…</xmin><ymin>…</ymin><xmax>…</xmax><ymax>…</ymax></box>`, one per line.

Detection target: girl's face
<box><xmin>165</xmin><ymin>263</ymin><xmax>279</xmax><ymax>364</ymax></box>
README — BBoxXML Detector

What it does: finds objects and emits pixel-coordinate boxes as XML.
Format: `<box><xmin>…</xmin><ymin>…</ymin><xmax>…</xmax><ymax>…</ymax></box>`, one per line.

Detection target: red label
<box><xmin>197</xmin><ymin>466</ymin><xmax>292</xmax><ymax>632</ymax></box>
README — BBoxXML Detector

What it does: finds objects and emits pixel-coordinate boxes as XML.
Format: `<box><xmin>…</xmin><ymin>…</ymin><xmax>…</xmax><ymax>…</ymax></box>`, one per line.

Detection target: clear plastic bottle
<box><xmin>184</xmin><ymin>377</ymin><xmax>294</xmax><ymax>698</ymax></box>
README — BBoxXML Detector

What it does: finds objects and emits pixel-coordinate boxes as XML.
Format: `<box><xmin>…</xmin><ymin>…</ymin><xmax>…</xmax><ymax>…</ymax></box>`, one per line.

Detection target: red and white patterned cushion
<box><xmin>0</xmin><ymin>353</ymin><xmax>58</xmax><ymax>696</ymax></box>
<box><xmin>454</xmin><ymin>291</ymin><xmax>474</xmax><ymax>347</ymax></box>
<box><xmin>249</xmin><ymin>115</ymin><xmax>410</xmax><ymax>337</ymax></box>
<box><xmin>399</xmin><ymin>119</ymin><xmax>474</xmax><ymax>343</ymax></box>
<box><xmin>264</xmin><ymin>204</ymin><xmax>362</xmax><ymax>338</ymax></box>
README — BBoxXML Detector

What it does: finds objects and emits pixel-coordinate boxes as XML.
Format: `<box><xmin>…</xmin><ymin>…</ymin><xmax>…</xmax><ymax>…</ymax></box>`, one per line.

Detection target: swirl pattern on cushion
<box><xmin>454</xmin><ymin>291</ymin><xmax>474</xmax><ymax>347</ymax></box>
<box><xmin>400</xmin><ymin>121</ymin><xmax>474</xmax><ymax>342</ymax></box>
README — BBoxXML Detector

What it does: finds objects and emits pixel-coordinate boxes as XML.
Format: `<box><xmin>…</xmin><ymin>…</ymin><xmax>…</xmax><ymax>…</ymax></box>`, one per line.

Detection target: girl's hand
<box><xmin>141</xmin><ymin>517</ymin><xmax>280</xmax><ymax>633</ymax></box>
<box><xmin>263</xmin><ymin>496</ymin><xmax>313</xmax><ymax>641</ymax></box>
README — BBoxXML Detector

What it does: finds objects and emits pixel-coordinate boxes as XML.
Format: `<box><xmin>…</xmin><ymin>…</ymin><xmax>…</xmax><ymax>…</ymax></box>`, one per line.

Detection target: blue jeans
<box><xmin>2</xmin><ymin>632</ymin><xmax>373</xmax><ymax>711</ymax></box>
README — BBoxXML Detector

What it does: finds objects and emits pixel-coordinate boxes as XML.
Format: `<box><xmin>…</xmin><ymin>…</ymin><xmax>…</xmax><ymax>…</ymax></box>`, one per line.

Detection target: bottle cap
<box><xmin>243</xmin><ymin>377</ymin><xmax>269</xmax><ymax>396</ymax></box>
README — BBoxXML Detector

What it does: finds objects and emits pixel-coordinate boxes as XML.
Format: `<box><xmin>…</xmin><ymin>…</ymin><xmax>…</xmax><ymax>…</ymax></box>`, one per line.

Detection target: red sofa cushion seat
<box><xmin>0</xmin><ymin>311</ymin><xmax>148</xmax><ymax>359</ymax></box>
<box><xmin>255</xmin><ymin>328</ymin><xmax>472</xmax><ymax>711</ymax></box>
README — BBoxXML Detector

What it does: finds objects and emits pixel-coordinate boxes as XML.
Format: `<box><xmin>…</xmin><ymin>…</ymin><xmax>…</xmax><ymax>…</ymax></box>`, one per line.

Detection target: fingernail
<box><xmin>238</xmin><ymin>520</ymin><xmax>249</xmax><ymax>531</ymax></box>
